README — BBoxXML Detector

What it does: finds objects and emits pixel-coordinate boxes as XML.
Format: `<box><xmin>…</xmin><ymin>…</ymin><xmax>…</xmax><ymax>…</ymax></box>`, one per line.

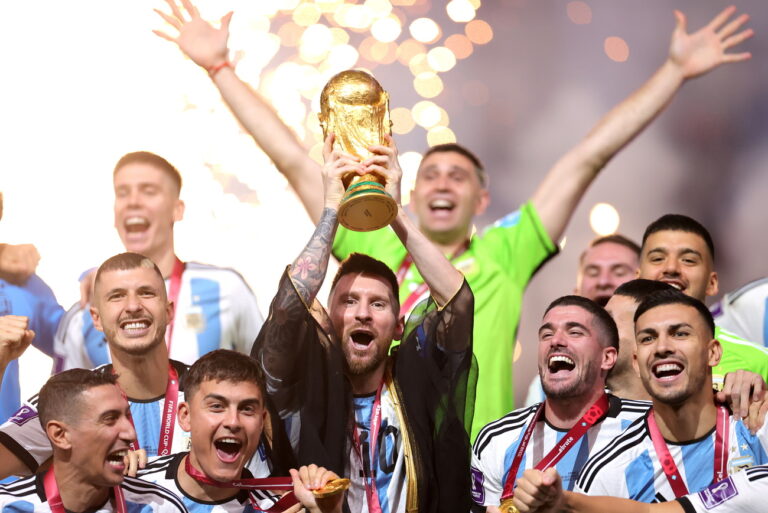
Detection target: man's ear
<box><xmin>705</xmin><ymin>271</ymin><xmax>719</xmax><ymax>298</ymax></box>
<box><xmin>46</xmin><ymin>420</ymin><xmax>72</xmax><ymax>451</ymax></box>
<box><xmin>173</xmin><ymin>199</ymin><xmax>185</xmax><ymax>223</ymax></box>
<box><xmin>632</xmin><ymin>352</ymin><xmax>641</xmax><ymax>377</ymax></box>
<box><xmin>393</xmin><ymin>315</ymin><xmax>405</xmax><ymax>341</ymax></box>
<box><xmin>90</xmin><ymin>304</ymin><xmax>103</xmax><ymax>333</ymax></box>
<box><xmin>474</xmin><ymin>188</ymin><xmax>490</xmax><ymax>217</ymax></box>
<box><xmin>602</xmin><ymin>346</ymin><xmax>618</xmax><ymax>372</ymax></box>
<box><xmin>708</xmin><ymin>338</ymin><xmax>723</xmax><ymax>368</ymax></box>
<box><xmin>178</xmin><ymin>402</ymin><xmax>192</xmax><ymax>433</ymax></box>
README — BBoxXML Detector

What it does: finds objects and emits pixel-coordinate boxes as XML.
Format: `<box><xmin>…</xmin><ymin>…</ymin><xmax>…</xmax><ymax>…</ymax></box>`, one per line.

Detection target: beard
<box><xmin>343</xmin><ymin>341</ymin><xmax>389</xmax><ymax>377</ymax></box>
<box><xmin>104</xmin><ymin>323</ymin><xmax>166</xmax><ymax>356</ymax></box>
<box><xmin>541</xmin><ymin>358</ymin><xmax>599</xmax><ymax>400</ymax></box>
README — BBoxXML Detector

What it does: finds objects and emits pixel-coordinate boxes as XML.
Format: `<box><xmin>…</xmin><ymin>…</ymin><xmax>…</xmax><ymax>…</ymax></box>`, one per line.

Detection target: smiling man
<box><xmin>0</xmin><ymin>254</ymin><xmax>279</xmax><ymax>482</ymax></box>
<box><xmin>253</xmin><ymin>135</ymin><xmax>475</xmax><ymax>512</ymax></box>
<box><xmin>0</xmin><ymin>369</ymin><xmax>186</xmax><ymax>513</ymax></box>
<box><xmin>471</xmin><ymin>295</ymin><xmax>650</xmax><ymax>511</ymax></box>
<box><xmin>575</xmin><ymin>290</ymin><xmax>768</xmax><ymax>502</ymax></box>
<box><xmin>638</xmin><ymin>214</ymin><xmax>768</xmax><ymax>386</ymax></box>
<box><xmin>53</xmin><ymin>151</ymin><xmax>263</xmax><ymax>370</ymax></box>
<box><xmin>138</xmin><ymin>349</ymin><xmax>341</xmax><ymax>512</ymax></box>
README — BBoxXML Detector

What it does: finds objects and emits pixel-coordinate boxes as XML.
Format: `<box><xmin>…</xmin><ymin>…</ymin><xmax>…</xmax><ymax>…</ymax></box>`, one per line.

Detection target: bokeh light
<box><xmin>427</xmin><ymin>125</ymin><xmax>456</xmax><ymax>146</ymax></box>
<box><xmin>589</xmin><ymin>203</ymin><xmax>621</xmax><ymax>235</ymax></box>
<box><xmin>465</xmin><ymin>19</ymin><xmax>493</xmax><ymax>44</ymax></box>
<box><xmin>412</xmin><ymin>100</ymin><xmax>442</xmax><ymax>128</ymax></box>
<box><xmin>445</xmin><ymin>34</ymin><xmax>473</xmax><ymax>59</ymax></box>
<box><xmin>409</xmin><ymin>17</ymin><xmax>441</xmax><ymax>43</ymax></box>
<box><xmin>447</xmin><ymin>0</ymin><xmax>476</xmax><ymax>23</ymax></box>
<box><xmin>427</xmin><ymin>46</ymin><xmax>457</xmax><ymax>72</ymax></box>
<box><xmin>566</xmin><ymin>1</ymin><xmax>592</xmax><ymax>25</ymax></box>
<box><xmin>413</xmin><ymin>72</ymin><xmax>444</xmax><ymax>98</ymax></box>
<box><xmin>371</xmin><ymin>15</ymin><xmax>402</xmax><ymax>43</ymax></box>
<box><xmin>604</xmin><ymin>36</ymin><xmax>630</xmax><ymax>62</ymax></box>
<box><xmin>391</xmin><ymin>106</ymin><xmax>416</xmax><ymax>134</ymax></box>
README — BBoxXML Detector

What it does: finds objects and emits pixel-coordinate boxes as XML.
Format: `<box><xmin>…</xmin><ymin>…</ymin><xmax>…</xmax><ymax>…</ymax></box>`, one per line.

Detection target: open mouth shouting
<box><xmin>349</xmin><ymin>329</ymin><xmax>376</xmax><ymax>351</ymax></box>
<box><xmin>213</xmin><ymin>437</ymin><xmax>243</xmax><ymax>464</ymax></box>
<box><xmin>106</xmin><ymin>449</ymin><xmax>128</xmax><ymax>471</ymax></box>
<box><xmin>651</xmin><ymin>360</ymin><xmax>684</xmax><ymax>382</ymax></box>
<box><xmin>428</xmin><ymin>198</ymin><xmax>456</xmax><ymax>219</ymax></box>
<box><xmin>547</xmin><ymin>354</ymin><xmax>576</xmax><ymax>375</ymax></box>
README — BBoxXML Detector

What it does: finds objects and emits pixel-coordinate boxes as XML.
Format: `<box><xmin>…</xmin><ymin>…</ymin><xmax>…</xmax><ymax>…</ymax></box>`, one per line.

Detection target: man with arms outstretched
<box><xmin>252</xmin><ymin>135</ymin><xmax>475</xmax><ymax>512</ymax></box>
<box><xmin>155</xmin><ymin>1</ymin><xmax>753</xmax><ymax>438</ymax></box>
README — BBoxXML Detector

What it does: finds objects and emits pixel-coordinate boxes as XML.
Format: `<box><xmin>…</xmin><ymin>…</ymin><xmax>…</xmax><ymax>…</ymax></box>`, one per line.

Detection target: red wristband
<box><xmin>207</xmin><ymin>60</ymin><xmax>232</xmax><ymax>77</ymax></box>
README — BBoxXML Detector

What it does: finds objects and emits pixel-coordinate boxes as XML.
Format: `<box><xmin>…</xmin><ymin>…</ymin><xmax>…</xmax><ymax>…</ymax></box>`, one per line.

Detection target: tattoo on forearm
<box><xmin>289</xmin><ymin>208</ymin><xmax>338</xmax><ymax>304</ymax></box>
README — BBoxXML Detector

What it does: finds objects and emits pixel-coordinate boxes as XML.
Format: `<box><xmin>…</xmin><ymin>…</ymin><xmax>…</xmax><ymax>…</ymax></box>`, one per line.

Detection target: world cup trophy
<box><xmin>318</xmin><ymin>70</ymin><xmax>397</xmax><ymax>232</ymax></box>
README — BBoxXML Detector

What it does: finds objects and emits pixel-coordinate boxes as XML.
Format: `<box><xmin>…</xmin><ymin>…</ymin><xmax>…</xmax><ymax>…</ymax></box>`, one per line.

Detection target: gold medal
<box><xmin>498</xmin><ymin>498</ymin><xmax>520</xmax><ymax>513</ymax></box>
<box><xmin>312</xmin><ymin>478</ymin><xmax>351</xmax><ymax>498</ymax></box>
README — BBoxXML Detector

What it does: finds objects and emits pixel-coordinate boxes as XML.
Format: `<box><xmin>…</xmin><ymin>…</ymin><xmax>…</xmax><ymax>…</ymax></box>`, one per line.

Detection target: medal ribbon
<box><xmin>44</xmin><ymin>466</ymin><xmax>126</xmax><ymax>513</ymax></box>
<box><xmin>501</xmin><ymin>393</ymin><xmax>610</xmax><ymax>500</ymax></box>
<box><xmin>352</xmin><ymin>380</ymin><xmax>385</xmax><ymax>513</ymax></box>
<box><xmin>165</xmin><ymin>258</ymin><xmax>185</xmax><ymax>353</ymax></box>
<box><xmin>127</xmin><ymin>363</ymin><xmax>179</xmax><ymax>456</ymax></box>
<box><xmin>646</xmin><ymin>405</ymin><xmax>730</xmax><ymax>498</ymax></box>
<box><xmin>184</xmin><ymin>455</ymin><xmax>298</xmax><ymax>512</ymax></box>
<box><xmin>395</xmin><ymin>241</ymin><xmax>469</xmax><ymax>315</ymax></box>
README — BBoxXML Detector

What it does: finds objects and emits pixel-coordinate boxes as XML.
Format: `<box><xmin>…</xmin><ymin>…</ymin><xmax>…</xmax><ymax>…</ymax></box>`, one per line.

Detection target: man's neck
<box><xmin>53</xmin><ymin>461</ymin><xmax>111</xmax><ymax>513</ymax></box>
<box><xmin>349</xmin><ymin>362</ymin><xmax>388</xmax><ymax>396</ymax></box>
<box><xmin>148</xmin><ymin>248</ymin><xmax>178</xmax><ymax>279</ymax></box>
<box><xmin>607</xmin><ymin>372</ymin><xmax>651</xmax><ymax>402</ymax></box>
<box><xmin>421</xmin><ymin>226</ymin><xmax>470</xmax><ymax>258</ymax></box>
<box><xmin>177</xmin><ymin>454</ymin><xmax>240</xmax><ymax>502</ymax></box>
<box><xmin>652</xmin><ymin>393</ymin><xmax>717</xmax><ymax>442</ymax></box>
<box><xmin>110</xmin><ymin>345</ymin><xmax>170</xmax><ymax>400</ymax></box>
<box><xmin>545</xmin><ymin>387</ymin><xmax>605</xmax><ymax>430</ymax></box>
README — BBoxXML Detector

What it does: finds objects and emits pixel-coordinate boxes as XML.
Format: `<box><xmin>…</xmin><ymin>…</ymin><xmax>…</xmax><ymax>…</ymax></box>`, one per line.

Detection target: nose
<box><xmin>548</xmin><ymin>328</ymin><xmax>568</xmax><ymax>349</ymax></box>
<box><xmin>662</xmin><ymin>257</ymin><xmax>680</xmax><ymax>277</ymax></box>
<box><xmin>125</xmin><ymin>291</ymin><xmax>144</xmax><ymax>313</ymax></box>
<box><xmin>222</xmin><ymin>407</ymin><xmax>242</xmax><ymax>432</ymax></box>
<box><xmin>597</xmin><ymin>268</ymin><xmax>613</xmax><ymax>288</ymax></box>
<box><xmin>354</xmin><ymin>302</ymin><xmax>372</xmax><ymax>322</ymax></box>
<box><xmin>654</xmin><ymin>333</ymin><xmax>675</xmax><ymax>356</ymax></box>
<box><xmin>120</xmin><ymin>415</ymin><xmax>137</xmax><ymax>445</ymax></box>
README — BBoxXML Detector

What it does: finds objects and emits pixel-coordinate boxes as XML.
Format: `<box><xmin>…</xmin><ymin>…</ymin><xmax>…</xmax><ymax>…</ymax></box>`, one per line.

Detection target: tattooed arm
<box><xmin>287</xmin><ymin>133</ymin><xmax>363</xmax><ymax>305</ymax></box>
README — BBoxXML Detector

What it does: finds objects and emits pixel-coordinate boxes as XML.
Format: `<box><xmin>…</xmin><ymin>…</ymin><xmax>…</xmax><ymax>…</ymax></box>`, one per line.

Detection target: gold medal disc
<box><xmin>498</xmin><ymin>498</ymin><xmax>520</xmax><ymax>513</ymax></box>
<box><xmin>312</xmin><ymin>478</ymin><xmax>351</xmax><ymax>499</ymax></box>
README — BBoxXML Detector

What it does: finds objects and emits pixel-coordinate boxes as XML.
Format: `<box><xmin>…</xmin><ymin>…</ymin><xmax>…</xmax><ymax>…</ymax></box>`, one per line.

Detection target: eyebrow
<box><xmin>538</xmin><ymin>321</ymin><xmax>589</xmax><ymax>335</ymax></box>
<box><xmin>668</xmin><ymin>322</ymin><xmax>694</xmax><ymax>332</ymax></box>
<box><xmin>203</xmin><ymin>393</ymin><xmax>262</xmax><ymax>407</ymax></box>
<box><xmin>98</xmin><ymin>409</ymin><xmax>124</xmax><ymax>421</ymax></box>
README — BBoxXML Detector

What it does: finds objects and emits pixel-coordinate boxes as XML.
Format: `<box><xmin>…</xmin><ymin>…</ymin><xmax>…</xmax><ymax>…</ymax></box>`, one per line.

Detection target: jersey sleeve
<box><xmin>713</xmin><ymin>327</ymin><xmax>768</xmax><ymax>387</ymax></box>
<box><xmin>470</xmin><ymin>440</ymin><xmax>503</xmax><ymax>506</ymax></box>
<box><xmin>331</xmin><ymin>225</ymin><xmax>404</xmax><ymax>269</ymax></box>
<box><xmin>24</xmin><ymin>275</ymin><xmax>64</xmax><ymax>358</ymax></box>
<box><xmin>676</xmin><ymin>466</ymin><xmax>768</xmax><ymax>513</ymax></box>
<box><xmin>476</xmin><ymin>202</ymin><xmax>557</xmax><ymax>286</ymax></box>
<box><xmin>0</xmin><ymin>396</ymin><xmax>51</xmax><ymax>472</ymax></box>
<box><xmin>52</xmin><ymin>304</ymin><xmax>95</xmax><ymax>372</ymax></box>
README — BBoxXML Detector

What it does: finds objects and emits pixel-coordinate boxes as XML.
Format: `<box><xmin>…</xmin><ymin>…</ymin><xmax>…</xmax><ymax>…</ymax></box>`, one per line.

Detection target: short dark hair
<box><xmin>544</xmin><ymin>295</ymin><xmax>619</xmax><ymax>350</ymax></box>
<box><xmin>642</xmin><ymin>214</ymin><xmax>715</xmax><ymax>262</ymax></box>
<box><xmin>580</xmin><ymin>234</ymin><xmax>641</xmax><ymax>264</ymax></box>
<box><xmin>114</xmin><ymin>151</ymin><xmax>182</xmax><ymax>194</ymax></box>
<box><xmin>634</xmin><ymin>289</ymin><xmax>715</xmax><ymax>338</ymax></box>
<box><xmin>331</xmin><ymin>253</ymin><xmax>400</xmax><ymax>314</ymax></box>
<box><xmin>183</xmin><ymin>349</ymin><xmax>266</xmax><ymax>403</ymax></box>
<box><xmin>613</xmin><ymin>279</ymin><xmax>674</xmax><ymax>303</ymax></box>
<box><xmin>94</xmin><ymin>252</ymin><xmax>165</xmax><ymax>298</ymax></box>
<box><xmin>422</xmin><ymin>143</ymin><xmax>488</xmax><ymax>188</ymax></box>
<box><xmin>38</xmin><ymin>369</ymin><xmax>119</xmax><ymax>428</ymax></box>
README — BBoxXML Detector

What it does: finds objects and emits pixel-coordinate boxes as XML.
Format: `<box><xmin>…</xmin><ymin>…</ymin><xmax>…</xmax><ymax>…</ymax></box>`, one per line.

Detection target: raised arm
<box><xmin>153</xmin><ymin>0</ymin><xmax>324</xmax><ymax>223</ymax></box>
<box><xmin>0</xmin><ymin>244</ymin><xmax>40</xmax><ymax>285</ymax></box>
<box><xmin>366</xmin><ymin>137</ymin><xmax>464</xmax><ymax>306</ymax></box>
<box><xmin>0</xmin><ymin>315</ymin><xmax>34</xmax><ymax>381</ymax></box>
<box><xmin>531</xmin><ymin>6</ymin><xmax>753</xmax><ymax>242</ymax></box>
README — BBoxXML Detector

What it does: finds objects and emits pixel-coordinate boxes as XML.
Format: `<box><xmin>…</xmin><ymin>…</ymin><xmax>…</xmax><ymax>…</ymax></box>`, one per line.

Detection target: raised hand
<box><xmin>0</xmin><ymin>315</ymin><xmax>35</xmax><ymax>368</ymax></box>
<box><xmin>669</xmin><ymin>6</ymin><xmax>753</xmax><ymax>80</ymax></box>
<box><xmin>153</xmin><ymin>0</ymin><xmax>232</xmax><ymax>71</ymax></box>
<box><xmin>0</xmin><ymin>244</ymin><xmax>40</xmax><ymax>284</ymax></box>
<box><xmin>289</xmin><ymin>465</ymin><xmax>344</xmax><ymax>513</ymax></box>
<box><xmin>364</xmin><ymin>134</ymin><xmax>403</xmax><ymax>207</ymax></box>
<box><xmin>321</xmin><ymin>134</ymin><xmax>364</xmax><ymax>211</ymax></box>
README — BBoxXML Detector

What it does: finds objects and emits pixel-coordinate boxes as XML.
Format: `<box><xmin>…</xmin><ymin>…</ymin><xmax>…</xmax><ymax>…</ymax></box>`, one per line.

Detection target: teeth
<box><xmin>125</xmin><ymin>217</ymin><xmax>148</xmax><ymax>226</ymax></box>
<box><xmin>665</xmin><ymin>282</ymin><xmax>683</xmax><ymax>290</ymax></box>
<box><xmin>549</xmin><ymin>355</ymin><xmax>574</xmax><ymax>365</ymax></box>
<box><xmin>430</xmin><ymin>199</ymin><xmax>454</xmax><ymax>208</ymax></box>
<box><xmin>123</xmin><ymin>321</ymin><xmax>148</xmax><ymax>329</ymax></box>
<box><xmin>656</xmin><ymin>363</ymin><xmax>682</xmax><ymax>372</ymax></box>
<box><xmin>218</xmin><ymin>438</ymin><xmax>239</xmax><ymax>444</ymax></box>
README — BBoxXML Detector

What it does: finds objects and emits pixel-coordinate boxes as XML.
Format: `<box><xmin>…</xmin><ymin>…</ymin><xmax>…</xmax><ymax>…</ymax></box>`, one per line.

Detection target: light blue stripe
<box><xmin>625</xmin><ymin>450</ymin><xmax>656</xmax><ymax>501</ymax></box>
<box><xmin>129</xmin><ymin>400</ymin><xmax>161</xmax><ymax>457</ymax></box>
<box><xmin>190</xmin><ymin>278</ymin><xmax>221</xmax><ymax>357</ymax></box>
<box><xmin>680</xmin><ymin>437</ymin><xmax>715</xmax><ymax>492</ymax></box>
<box><xmin>0</xmin><ymin>359</ymin><xmax>20</xmax><ymax>423</ymax></box>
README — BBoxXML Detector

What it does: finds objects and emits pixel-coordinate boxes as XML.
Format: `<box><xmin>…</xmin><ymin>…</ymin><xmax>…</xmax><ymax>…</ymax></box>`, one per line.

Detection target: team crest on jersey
<box><xmin>729</xmin><ymin>454</ymin><xmax>754</xmax><ymax>474</ymax></box>
<box><xmin>471</xmin><ymin>466</ymin><xmax>485</xmax><ymax>504</ymax></box>
<box><xmin>9</xmin><ymin>406</ymin><xmax>37</xmax><ymax>426</ymax></box>
<box><xmin>186</xmin><ymin>309</ymin><xmax>206</xmax><ymax>333</ymax></box>
<box><xmin>698</xmin><ymin>477</ymin><xmax>739</xmax><ymax>508</ymax></box>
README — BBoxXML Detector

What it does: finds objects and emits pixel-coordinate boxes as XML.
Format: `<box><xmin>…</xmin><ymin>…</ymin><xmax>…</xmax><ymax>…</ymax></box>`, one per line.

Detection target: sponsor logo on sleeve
<box><xmin>698</xmin><ymin>477</ymin><xmax>738</xmax><ymax>509</ymax></box>
<box><xmin>9</xmin><ymin>406</ymin><xmax>38</xmax><ymax>426</ymax></box>
<box><xmin>471</xmin><ymin>466</ymin><xmax>485</xmax><ymax>504</ymax></box>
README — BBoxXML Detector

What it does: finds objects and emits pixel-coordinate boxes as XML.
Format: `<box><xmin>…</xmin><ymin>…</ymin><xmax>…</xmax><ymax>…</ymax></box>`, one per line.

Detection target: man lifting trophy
<box><xmin>318</xmin><ymin>69</ymin><xmax>397</xmax><ymax>231</ymax></box>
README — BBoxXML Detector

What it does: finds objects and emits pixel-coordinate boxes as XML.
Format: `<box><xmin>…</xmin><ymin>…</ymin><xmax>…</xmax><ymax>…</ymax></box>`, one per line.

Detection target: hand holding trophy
<box><xmin>318</xmin><ymin>70</ymin><xmax>397</xmax><ymax>231</ymax></box>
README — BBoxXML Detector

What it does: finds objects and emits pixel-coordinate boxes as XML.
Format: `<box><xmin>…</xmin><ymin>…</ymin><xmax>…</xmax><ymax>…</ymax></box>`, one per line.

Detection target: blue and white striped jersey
<box><xmin>470</xmin><ymin>395</ymin><xmax>650</xmax><ymax>507</ymax></box>
<box><xmin>53</xmin><ymin>263</ymin><xmax>263</xmax><ymax>370</ymax></box>
<box><xmin>0</xmin><ymin>275</ymin><xmax>64</xmax><ymax>423</ymax></box>
<box><xmin>347</xmin><ymin>387</ymin><xmax>407</xmax><ymax>513</ymax></box>
<box><xmin>676</xmin><ymin>464</ymin><xmax>768</xmax><ymax>513</ymax></box>
<box><xmin>712</xmin><ymin>278</ymin><xmax>768</xmax><ymax>348</ymax></box>
<box><xmin>138</xmin><ymin>453</ymin><xmax>280</xmax><ymax>513</ymax></box>
<box><xmin>575</xmin><ymin>410</ymin><xmax>768</xmax><ymax>502</ymax></box>
<box><xmin>0</xmin><ymin>473</ymin><xmax>188</xmax><ymax>513</ymax></box>
<box><xmin>0</xmin><ymin>361</ymin><xmax>191</xmax><ymax>473</ymax></box>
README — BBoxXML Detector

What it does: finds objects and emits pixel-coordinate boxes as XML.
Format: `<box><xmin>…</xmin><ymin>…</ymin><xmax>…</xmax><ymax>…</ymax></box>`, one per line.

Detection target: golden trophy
<box><xmin>318</xmin><ymin>69</ymin><xmax>397</xmax><ymax>232</ymax></box>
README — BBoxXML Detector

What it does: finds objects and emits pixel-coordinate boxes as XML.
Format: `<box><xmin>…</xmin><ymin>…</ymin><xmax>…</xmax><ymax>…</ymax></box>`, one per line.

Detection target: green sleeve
<box><xmin>713</xmin><ymin>326</ymin><xmax>768</xmax><ymax>386</ymax></box>
<box><xmin>332</xmin><ymin>225</ymin><xmax>407</xmax><ymax>271</ymax></box>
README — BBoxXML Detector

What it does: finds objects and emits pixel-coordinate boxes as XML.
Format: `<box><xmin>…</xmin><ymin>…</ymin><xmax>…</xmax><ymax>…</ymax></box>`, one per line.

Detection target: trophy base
<box><xmin>338</xmin><ymin>188</ymin><xmax>398</xmax><ymax>232</ymax></box>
